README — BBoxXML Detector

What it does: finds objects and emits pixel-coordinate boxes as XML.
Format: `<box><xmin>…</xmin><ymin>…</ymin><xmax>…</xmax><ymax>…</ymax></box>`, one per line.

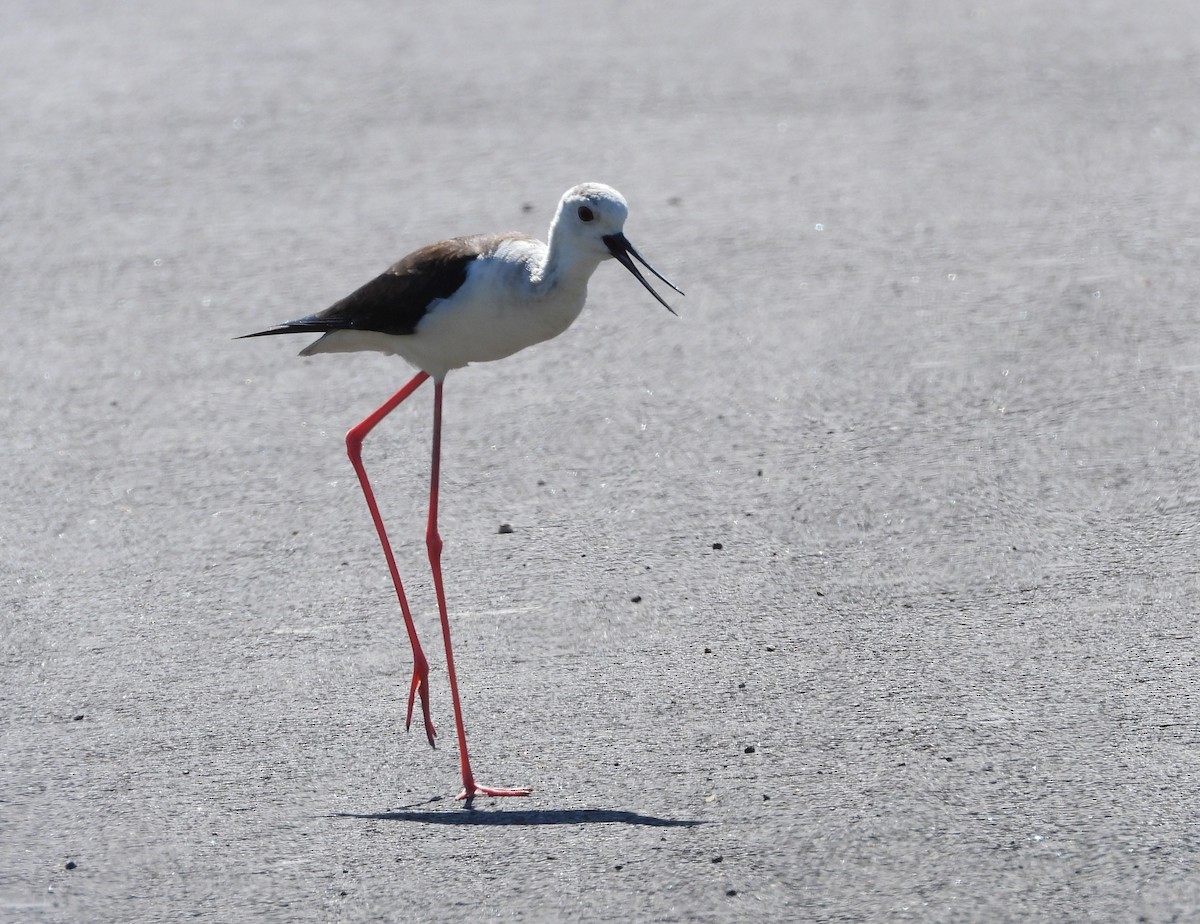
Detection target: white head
<box><xmin>550</xmin><ymin>183</ymin><xmax>683</xmax><ymax>313</ymax></box>
<box><xmin>551</xmin><ymin>183</ymin><xmax>630</xmax><ymax>258</ymax></box>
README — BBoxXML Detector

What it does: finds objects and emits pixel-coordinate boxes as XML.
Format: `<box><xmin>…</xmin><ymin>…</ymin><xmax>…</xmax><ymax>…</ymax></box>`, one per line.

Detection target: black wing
<box><xmin>239</xmin><ymin>233</ymin><xmax>530</xmax><ymax>339</ymax></box>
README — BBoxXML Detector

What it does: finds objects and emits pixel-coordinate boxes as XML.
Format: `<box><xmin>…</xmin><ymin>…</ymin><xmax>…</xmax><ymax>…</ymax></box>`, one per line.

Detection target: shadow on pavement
<box><xmin>333</xmin><ymin>806</ymin><xmax>705</xmax><ymax>827</ymax></box>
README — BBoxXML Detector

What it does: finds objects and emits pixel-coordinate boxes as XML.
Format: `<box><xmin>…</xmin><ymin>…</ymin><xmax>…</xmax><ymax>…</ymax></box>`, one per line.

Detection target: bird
<box><xmin>240</xmin><ymin>183</ymin><xmax>682</xmax><ymax>800</ymax></box>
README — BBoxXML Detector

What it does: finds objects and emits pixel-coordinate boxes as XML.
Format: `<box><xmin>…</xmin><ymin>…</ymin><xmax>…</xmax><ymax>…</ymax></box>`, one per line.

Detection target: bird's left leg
<box><xmin>346</xmin><ymin>371</ymin><xmax>437</xmax><ymax>745</ymax></box>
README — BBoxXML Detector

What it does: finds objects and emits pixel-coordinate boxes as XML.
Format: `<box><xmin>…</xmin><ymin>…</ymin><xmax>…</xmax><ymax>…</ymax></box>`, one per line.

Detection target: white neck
<box><xmin>537</xmin><ymin>222</ymin><xmax>605</xmax><ymax>291</ymax></box>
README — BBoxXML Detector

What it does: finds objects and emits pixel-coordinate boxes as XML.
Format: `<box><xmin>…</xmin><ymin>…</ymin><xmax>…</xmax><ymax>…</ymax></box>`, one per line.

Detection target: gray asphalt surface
<box><xmin>3</xmin><ymin>1</ymin><xmax>1199</xmax><ymax>921</ymax></box>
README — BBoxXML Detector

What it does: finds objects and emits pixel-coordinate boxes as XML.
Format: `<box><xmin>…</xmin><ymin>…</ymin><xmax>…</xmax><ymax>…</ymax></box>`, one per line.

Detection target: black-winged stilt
<box><xmin>241</xmin><ymin>183</ymin><xmax>682</xmax><ymax>800</ymax></box>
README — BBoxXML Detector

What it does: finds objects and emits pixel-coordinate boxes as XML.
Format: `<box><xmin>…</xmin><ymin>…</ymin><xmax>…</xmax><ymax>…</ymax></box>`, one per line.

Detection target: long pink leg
<box><xmin>426</xmin><ymin>380</ymin><xmax>532</xmax><ymax>800</ymax></box>
<box><xmin>345</xmin><ymin>371</ymin><xmax>437</xmax><ymax>745</ymax></box>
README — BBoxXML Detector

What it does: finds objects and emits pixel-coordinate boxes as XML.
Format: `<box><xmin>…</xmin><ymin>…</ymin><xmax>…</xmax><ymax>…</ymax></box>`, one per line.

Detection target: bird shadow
<box><xmin>333</xmin><ymin>798</ymin><xmax>704</xmax><ymax>828</ymax></box>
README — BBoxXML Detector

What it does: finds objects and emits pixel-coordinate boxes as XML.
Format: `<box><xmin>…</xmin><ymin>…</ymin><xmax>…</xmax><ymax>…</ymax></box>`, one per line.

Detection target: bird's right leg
<box><xmin>345</xmin><ymin>371</ymin><xmax>437</xmax><ymax>745</ymax></box>
<box><xmin>425</xmin><ymin>380</ymin><xmax>532</xmax><ymax>800</ymax></box>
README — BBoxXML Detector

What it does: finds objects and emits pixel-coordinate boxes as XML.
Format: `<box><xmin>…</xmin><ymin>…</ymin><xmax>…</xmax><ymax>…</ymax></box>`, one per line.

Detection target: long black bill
<box><xmin>602</xmin><ymin>232</ymin><xmax>684</xmax><ymax>316</ymax></box>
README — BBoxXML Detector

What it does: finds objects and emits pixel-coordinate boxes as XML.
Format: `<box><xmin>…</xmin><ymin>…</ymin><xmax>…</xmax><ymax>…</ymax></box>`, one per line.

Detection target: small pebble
<box><xmin>72</xmin><ymin>715</ymin><xmax>84</xmax><ymax>721</ymax></box>
<box><xmin>631</xmin><ymin>595</ymin><xmax>642</xmax><ymax>603</ymax></box>
<box><xmin>726</xmin><ymin>889</ymin><xmax>738</xmax><ymax>897</ymax></box>
<box><xmin>704</xmin><ymin>647</ymin><xmax>712</xmax><ymax>654</ymax></box>
<box><xmin>498</xmin><ymin>523</ymin><xmax>514</xmax><ymax>534</ymax></box>
<box><xmin>744</xmin><ymin>745</ymin><xmax>756</xmax><ymax>754</ymax></box>
<box><xmin>711</xmin><ymin>856</ymin><xmax>723</xmax><ymax>864</ymax></box>
<box><xmin>65</xmin><ymin>861</ymin><xmax>77</xmax><ymax>870</ymax></box>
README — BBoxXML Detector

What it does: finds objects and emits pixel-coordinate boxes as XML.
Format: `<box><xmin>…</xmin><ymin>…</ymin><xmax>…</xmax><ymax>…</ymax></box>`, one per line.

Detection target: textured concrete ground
<box><xmin>2</xmin><ymin>1</ymin><xmax>1198</xmax><ymax>921</ymax></box>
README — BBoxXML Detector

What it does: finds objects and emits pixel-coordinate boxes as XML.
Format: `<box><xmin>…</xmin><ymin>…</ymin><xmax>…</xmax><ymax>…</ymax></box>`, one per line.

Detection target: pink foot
<box><xmin>405</xmin><ymin>663</ymin><xmax>437</xmax><ymax>747</ymax></box>
<box><xmin>457</xmin><ymin>783</ymin><xmax>533</xmax><ymax>801</ymax></box>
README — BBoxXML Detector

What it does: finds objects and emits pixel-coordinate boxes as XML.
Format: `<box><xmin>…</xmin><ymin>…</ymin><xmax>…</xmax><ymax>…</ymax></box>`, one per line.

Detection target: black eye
<box><xmin>578</xmin><ymin>205</ymin><xmax>594</xmax><ymax>222</ymax></box>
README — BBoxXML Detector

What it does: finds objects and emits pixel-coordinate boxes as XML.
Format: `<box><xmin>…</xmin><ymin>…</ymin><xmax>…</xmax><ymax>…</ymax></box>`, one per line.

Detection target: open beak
<box><xmin>602</xmin><ymin>232</ymin><xmax>684</xmax><ymax>315</ymax></box>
